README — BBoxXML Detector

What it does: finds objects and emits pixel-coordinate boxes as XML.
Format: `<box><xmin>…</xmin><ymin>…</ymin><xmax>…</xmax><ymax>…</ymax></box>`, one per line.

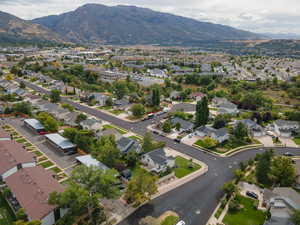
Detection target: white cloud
<box><xmin>1</xmin><ymin>0</ymin><xmax>300</xmax><ymax>34</ymax></box>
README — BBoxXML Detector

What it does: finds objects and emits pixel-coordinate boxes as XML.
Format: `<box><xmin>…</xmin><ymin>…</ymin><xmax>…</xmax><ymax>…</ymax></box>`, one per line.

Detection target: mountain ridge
<box><xmin>31</xmin><ymin>3</ymin><xmax>263</xmax><ymax>45</ymax></box>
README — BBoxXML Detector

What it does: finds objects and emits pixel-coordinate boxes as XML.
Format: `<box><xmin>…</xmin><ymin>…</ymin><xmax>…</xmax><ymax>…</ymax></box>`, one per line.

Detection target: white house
<box><xmin>235</xmin><ymin>119</ymin><xmax>265</xmax><ymax>137</ymax></box>
<box><xmin>80</xmin><ymin>118</ymin><xmax>102</xmax><ymax>131</ymax></box>
<box><xmin>90</xmin><ymin>93</ymin><xmax>110</xmax><ymax>106</ymax></box>
<box><xmin>141</xmin><ymin>148</ymin><xmax>175</xmax><ymax>173</ymax></box>
<box><xmin>273</xmin><ymin>120</ymin><xmax>299</xmax><ymax>137</ymax></box>
<box><xmin>195</xmin><ymin>126</ymin><xmax>229</xmax><ymax>143</ymax></box>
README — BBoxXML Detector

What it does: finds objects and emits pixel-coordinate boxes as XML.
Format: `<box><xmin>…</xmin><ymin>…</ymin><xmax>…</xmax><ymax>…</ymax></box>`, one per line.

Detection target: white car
<box><xmin>176</xmin><ymin>221</ymin><xmax>186</xmax><ymax>225</ymax></box>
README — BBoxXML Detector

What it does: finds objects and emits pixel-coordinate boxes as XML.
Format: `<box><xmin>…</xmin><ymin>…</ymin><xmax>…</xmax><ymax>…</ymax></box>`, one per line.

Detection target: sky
<box><xmin>1</xmin><ymin>0</ymin><xmax>300</xmax><ymax>34</ymax></box>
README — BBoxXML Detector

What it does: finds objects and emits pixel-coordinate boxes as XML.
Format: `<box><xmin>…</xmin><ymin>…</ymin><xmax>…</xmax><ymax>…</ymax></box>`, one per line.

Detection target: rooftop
<box><xmin>45</xmin><ymin>133</ymin><xmax>76</xmax><ymax>149</ymax></box>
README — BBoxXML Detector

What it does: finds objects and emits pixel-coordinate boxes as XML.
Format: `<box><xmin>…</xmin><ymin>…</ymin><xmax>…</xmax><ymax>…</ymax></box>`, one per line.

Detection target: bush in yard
<box><xmin>202</xmin><ymin>137</ymin><xmax>218</xmax><ymax>149</ymax></box>
<box><xmin>130</xmin><ymin>104</ymin><xmax>145</xmax><ymax>118</ymax></box>
<box><xmin>228</xmin><ymin>199</ymin><xmax>241</xmax><ymax>212</ymax></box>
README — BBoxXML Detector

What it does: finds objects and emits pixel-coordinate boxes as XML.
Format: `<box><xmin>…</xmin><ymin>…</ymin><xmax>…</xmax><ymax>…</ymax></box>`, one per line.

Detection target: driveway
<box><xmin>181</xmin><ymin>135</ymin><xmax>199</xmax><ymax>146</ymax></box>
<box><xmin>279</xmin><ymin>137</ymin><xmax>298</xmax><ymax>148</ymax></box>
<box><xmin>257</xmin><ymin>136</ymin><xmax>274</xmax><ymax>147</ymax></box>
<box><xmin>4</xmin><ymin>117</ymin><xmax>78</xmax><ymax>170</ymax></box>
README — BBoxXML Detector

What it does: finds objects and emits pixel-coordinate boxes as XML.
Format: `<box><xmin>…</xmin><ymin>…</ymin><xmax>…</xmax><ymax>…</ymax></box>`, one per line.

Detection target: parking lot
<box><xmin>3</xmin><ymin>117</ymin><xmax>78</xmax><ymax>173</ymax></box>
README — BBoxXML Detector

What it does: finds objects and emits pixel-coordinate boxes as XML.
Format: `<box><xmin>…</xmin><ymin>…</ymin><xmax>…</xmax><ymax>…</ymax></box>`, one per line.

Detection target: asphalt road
<box><xmin>19</xmin><ymin>79</ymin><xmax>300</xmax><ymax>225</ymax></box>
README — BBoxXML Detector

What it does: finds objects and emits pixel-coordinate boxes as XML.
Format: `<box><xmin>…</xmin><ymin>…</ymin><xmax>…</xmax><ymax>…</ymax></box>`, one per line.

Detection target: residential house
<box><xmin>116</xmin><ymin>137</ymin><xmax>142</xmax><ymax>154</ymax></box>
<box><xmin>0</xmin><ymin>140</ymin><xmax>36</xmax><ymax>180</ymax></box>
<box><xmin>90</xmin><ymin>93</ymin><xmax>110</xmax><ymax>106</ymax></box>
<box><xmin>114</xmin><ymin>99</ymin><xmax>131</xmax><ymax>111</ymax></box>
<box><xmin>76</xmin><ymin>154</ymin><xmax>109</xmax><ymax>171</ymax></box>
<box><xmin>63</xmin><ymin>111</ymin><xmax>81</xmax><ymax>126</ymax></box>
<box><xmin>273</xmin><ymin>120</ymin><xmax>299</xmax><ymax>137</ymax></box>
<box><xmin>195</xmin><ymin>126</ymin><xmax>229</xmax><ymax>143</ymax></box>
<box><xmin>148</xmin><ymin>69</ymin><xmax>168</xmax><ymax>78</ymax></box>
<box><xmin>263</xmin><ymin>187</ymin><xmax>300</xmax><ymax>225</ymax></box>
<box><xmin>141</xmin><ymin>148</ymin><xmax>175</xmax><ymax>173</ymax></box>
<box><xmin>96</xmin><ymin>128</ymin><xmax>122</xmax><ymax>140</ymax></box>
<box><xmin>214</xmin><ymin>99</ymin><xmax>239</xmax><ymax>115</ymax></box>
<box><xmin>5</xmin><ymin>166</ymin><xmax>66</xmax><ymax>225</ymax></box>
<box><xmin>170</xmin><ymin>117</ymin><xmax>194</xmax><ymax>132</ymax></box>
<box><xmin>190</xmin><ymin>92</ymin><xmax>206</xmax><ymax>102</ymax></box>
<box><xmin>212</xmin><ymin>97</ymin><xmax>228</xmax><ymax>106</ymax></box>
<box><xmin>80</xmin><ymin>118</ymin><xmax>102</xmax><ymax>132</ymax></box>
<box><xmin>170</xmin><ymin>91</ymin><xmax>181</xmax><ymax>100</ymax></box>
<box><xmin>235</xmin><ymin>119</ymin><xmax>265</xmax><ymax>137</ymax></box>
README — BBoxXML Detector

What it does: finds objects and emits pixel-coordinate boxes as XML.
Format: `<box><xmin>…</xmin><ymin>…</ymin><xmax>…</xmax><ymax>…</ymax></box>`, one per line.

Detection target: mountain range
<box><xmin>0</xmin><ymin>11</ymin><xmax>63</xmax><ymax>45</ymax></box>
<box><xmin>1</xmin><ymin>4</ymin><xmax>263</xmax><ymax>45</ymax></box>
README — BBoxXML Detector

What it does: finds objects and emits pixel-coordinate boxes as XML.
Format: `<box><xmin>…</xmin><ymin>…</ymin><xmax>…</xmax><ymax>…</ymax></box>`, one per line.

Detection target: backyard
<box><xmin>0</xmin><ymin>192</ymin><xmax>15</xmax><ymax>225</ymax></box>
<box><xmin>223</xmin><ymin>195</ymin><xmax>266</xmax><ymax>225</ymax></box>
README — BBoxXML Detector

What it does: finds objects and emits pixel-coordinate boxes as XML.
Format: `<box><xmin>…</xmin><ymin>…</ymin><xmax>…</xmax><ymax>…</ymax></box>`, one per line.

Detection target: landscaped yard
<box><xmin>293</xmin><ymin>138</ymin><xmax>300</xmax><ymax>145</ymax></box>
<box><xmin>129</xmin><ymin>135</ymin><xmax>143</xmax><ymax>141</ymax></box>
<box><xmin>223</xmin><ymin>195</ymin><xmax>266</xmax><ymax>225</ymax></box>
<box><xmin>0</xmin><ymin>192</ymin><xmax>15</xmax><ymax>225</ymax></box>
<box><xmin>39</xmin><ymin>160</ymin><xmax>54</xmax><ymax>168</ymax></box>
<box><xmin>103</xmin><ymin>124</ymin><xmax>127</xmax><ymax>134</ymax></box>
<box><xmin>174</xmin><ymin>156</ymin><xmax>201</xmax><ymax>178</ymax></box>
<box><xmin>161</xmin><ymin>215</ymin><xmax>179</xmax><ymax>225</ymax></box>
<box><xmin>110</xmin><ymin>109</ymin><xmax>125</xmax><ymax>115</ymax></box>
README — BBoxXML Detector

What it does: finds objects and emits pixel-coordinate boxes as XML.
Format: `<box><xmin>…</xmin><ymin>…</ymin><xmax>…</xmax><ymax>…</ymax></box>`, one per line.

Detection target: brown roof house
<box><xmin>5</xmin><ymin>166</ymin><xmax>66</xmax><ymax>225</ymax></box>
<box><xmin>0</xmin><ymin>140</ymin><xmax>36</xmax><ymax>180</ymax></box>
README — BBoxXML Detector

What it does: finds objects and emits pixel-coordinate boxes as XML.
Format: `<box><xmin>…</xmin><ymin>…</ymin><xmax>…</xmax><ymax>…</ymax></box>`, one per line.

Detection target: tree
<box><xmin>50</xmin><ymin>89</ymin><xmax>61</xmax><ymax>103</ymax></box>
<box><xmin>105</xmin><ymin>97</ymin><xmax>113</xmax><ymax>106</ymax></box>
<box><xmin>75</xmin><ymin>113</ymin><xmax>87</xmax><ymax>124</ymax></box>
<box><xmin>12</xmin><ymin>102</ymin><xmax>32</xmax><ymax>115</ymax></box>
<box><xmin>124</xmin><ymin>170</ymin><xmax>158</xmax><ymax>206</ymax></box>
<box><xmin>16</xmin><ymin>208</ymin><xmax>27</xmax><ymax>221</ymax></box>
<box><xmin>92</xmin><ymin>135</ymin><xmax>120</xmax><ymax>168</ymax></box>
<box><xmin>151</xmin><ymin>88</ymin><xmax>160</xmax><ymax>107</ymax></box>
<box><xmin>213</xmin><ymin>115</ymin><xmax>227</xmax><ymax>129</ymax></box>
<box><xmin>195</xmin><ymin>96</ymin><xmax>209</xmax><ymax>127</ymax></box>
<box><xmin>37</xmin><ymin>112</ymin><xmax>59</xmax><ymax>132</ymax></box>
<box><xmin>142</xmin><ymin>132</ymin><xmax>154</xmax><ymax>152</ymax></box>
<box><xmin>162</xmin><ymin>120</ymin><xmax>172</xmax><ymax>133</ymax></box>
<box><xmin>234</xmin><ymin>169</ymin><xmax>245</xmax><ymax>182</ymax></box>
<box><xmin>201</xmin><ymin>137</ymin><xmax>218</xmax><ymax>149</ymax></box>
<box><xmin>114</xmin><ymin>81</ymin><xmax>128</xmax><ymax>99</ymax></box>
<box><xmin>270</xmin><ymin>156</ymin><xmax>296</xmax><ymax>186</ymax></box>
<box><xmin>175</xmin><ymin>122</ymin><xmax>181</xmax><ymax>131</ymax></box>
<box><xmin>61</xmin><ymin>103</ymin><xmax>74</xmax><ymax>112</ymax></box>
<box><xmin>255</xmin><ymin>150</ymin><xmax>273</xmax><ymax>186</ymax></box>
<box><xmin>49</xmin><ymin>165</ymin><xmax>119</xmax><ymax>225</ymax></box>
<box><xmin>291</xmin><ymin>210</ymin><xmax>300</xmax><ymax>225</ymax></box>
<box><xmin>222</xmin><ymin>181</ymin><xmax>237</xmax><ymax>198</ymax></box>
<box><xmin>5</xmin><ymin>73</ymin><xmax>14</xmax><ymax>81</ymax></box>
<box><xmin>233</xmin><ymin>122</ymin><xmax>248</xmax><ymax>140</ymax></box>
<box><xmin>19</xmin><ymin>81</ymin><xmax>26</xmax><ymax>89</ymax></box>
<box><xmin>130</xmin><ymin>104</ymin><xmax>145</xmax><ymax>118</ymax></box>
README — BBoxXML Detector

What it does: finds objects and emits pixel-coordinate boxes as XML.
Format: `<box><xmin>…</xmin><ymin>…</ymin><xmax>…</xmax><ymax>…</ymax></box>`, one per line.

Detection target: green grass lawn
<box><xmin>223</xmin><ymin>195</ymin><xmax>266</xmax><ymax>225</ymax></box>
<box><xmin>161</xmin><ymin>215</ymin><xmax>179</xmax><ymax>225</ymax></box>
<box><xmin>39</xmin><ymin>160</ymin><xmax>54</xmax><ymax>168</ymax></box>
<box><xmin>0</xmin><ymin>192</ymin><xmax>15</xmax><ymax>225</ymax></box>
<box><xmin>110</xmin><ymin>109</ymin><xmax>125</xmax><ymax>115</ymax></box>
<box><xmin>98</xmin><ymin>106</ymin><xmax>113</xmax><ymax>110</ymax></box>
<box><xmin>174</xmin><ymin>156</ymin><xmax>201</xmax><ymax>178</ymax></box>
<box><xmin>103</xmin><ymin>124</ymin><xmax>127</xmax><ymax>134</ymax></box>
<box><xmin>293</xmin><ymin>138</ymin><xmax>300</xmax><ymax>145</ymax></box>
<box><xmin>50</xmin><ymin>167</ymin><xmax>62</xmax><ymax>174</ymax></box>
<box><xmin>32</xmin><ymin>151</ymin><xmax>43</xmax><ymax>157</ymax></box>
<box><xmin>129</xmin><ymin>135</ymin><xmax>143</xmax><ymax>141</ymax></box>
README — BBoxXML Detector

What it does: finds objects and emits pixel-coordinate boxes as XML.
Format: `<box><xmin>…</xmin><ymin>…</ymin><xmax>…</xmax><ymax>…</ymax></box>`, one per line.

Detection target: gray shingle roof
<box><xmin>145</xmin><ymin>148</ymin><xmax>173</xmax><ymax>165</ymax></box>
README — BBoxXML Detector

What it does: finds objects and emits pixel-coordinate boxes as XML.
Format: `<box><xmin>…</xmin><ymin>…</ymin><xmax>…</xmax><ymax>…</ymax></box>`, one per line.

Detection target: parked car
<box><xmin>176</xmin><ymin>221</ymin><xmax>186</xmax><ymax>225</ymax></box>
<box><xmin>246</xmin><ymin>191</ymin><xmax>258</xmax><ymax>199</ymax></box>
<box><xmin>284</xmin><ymin>152</ymin><xmax>294</xmax><ymax>157</ymax></box>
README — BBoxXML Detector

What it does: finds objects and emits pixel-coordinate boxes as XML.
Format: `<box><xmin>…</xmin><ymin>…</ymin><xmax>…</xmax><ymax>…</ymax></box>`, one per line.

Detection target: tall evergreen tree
<box><xmin>151</xmin><ymin>88</ymin><xmax>160</xmax><ymax>107</ymax></box>
<box><xmin>195</xmin><ymin>96</ymin><xmax>209</xmax><ymax>127</ymax></box>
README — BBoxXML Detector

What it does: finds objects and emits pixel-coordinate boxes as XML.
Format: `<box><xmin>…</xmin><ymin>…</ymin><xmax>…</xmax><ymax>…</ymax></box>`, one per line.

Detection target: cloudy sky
<box><xmin>1</xmin><ymin>0</ymin><xmax>300</xmax><ymax>34</ymax></box>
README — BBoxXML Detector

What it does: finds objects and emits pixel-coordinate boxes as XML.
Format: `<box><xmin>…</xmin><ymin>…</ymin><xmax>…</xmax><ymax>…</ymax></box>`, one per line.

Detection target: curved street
<box><xmin>19</xmin><ymin>79</ymin><xmax>300</xmax><ymax>225</ymax></box>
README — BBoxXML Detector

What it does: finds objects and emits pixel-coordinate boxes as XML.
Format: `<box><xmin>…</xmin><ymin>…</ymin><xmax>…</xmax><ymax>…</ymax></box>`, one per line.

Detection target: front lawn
<box><xmin>110</xmin><ymin>109</ymin><xmax>125</xmax><ymax>115</ymax></box>
<box><xmin>223</xmin><ymin>195</ymin><xmax>266</xmax><ymax>225</ymax></box>
<box><xmin>293</xmin><ymin>137</ymin><xmax>300</xmax><ymax>145</ymax></box>
<box><xmin>0</xmin><ymin>192</ymin><xmax>15</xmax><ymax>225</ymax></box>
<box><xmin>161</xmin><ymin>215</ymin><xmax>179</xmax><ymax>225</ymax></box>
<box><xmin>174</xmin><ymin>156</ymin><xmax>201</xmax><ymax>178</ymax></box>
<box><xmin>103</xmin><ymin>124</ymin><xmax>127</xmax><ymax>134</ymax></box>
